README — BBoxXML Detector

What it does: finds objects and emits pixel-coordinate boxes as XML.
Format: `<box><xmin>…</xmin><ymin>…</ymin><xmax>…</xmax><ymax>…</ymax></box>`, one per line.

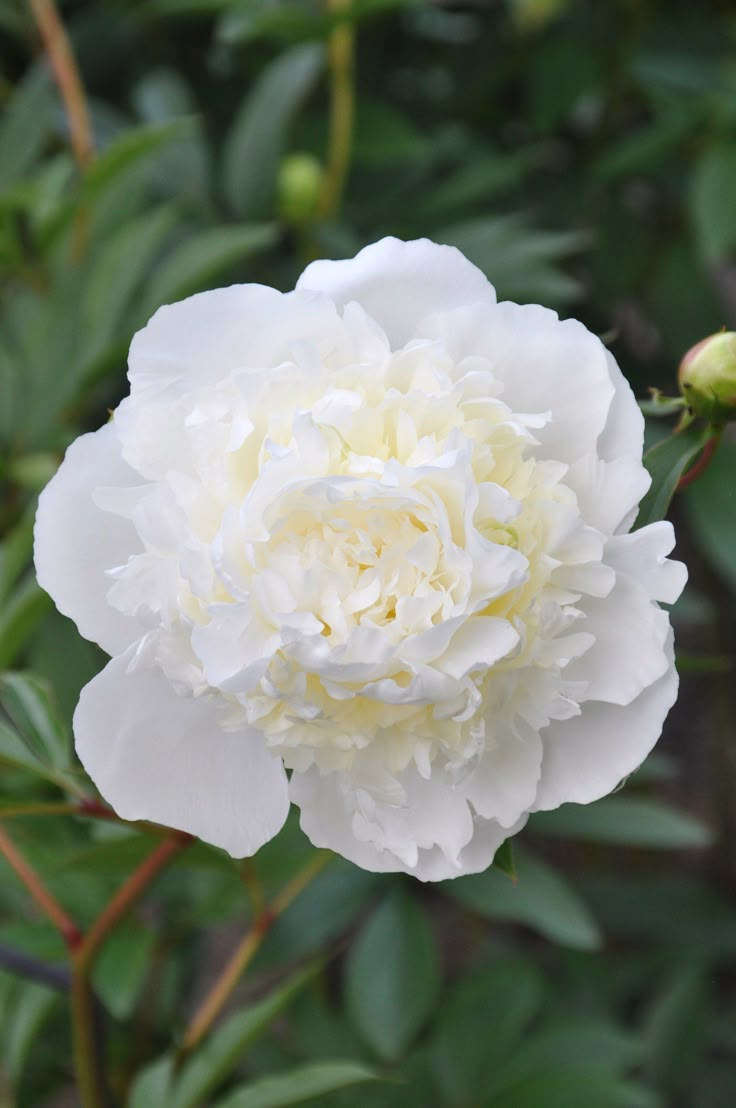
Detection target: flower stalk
<box><xmin>180</xmin><ymin>852</ymin><xmax>329</xmax><ymax>1054</ymax></box>
<box><xmin>0</xmin><ymin>814</ymin><xmax>191</xmax><ymax>1108</ymax></box>
<box><xmin>319</xmin><ymin>0</ymin><xmax>355</xmax><ymax>219</ymax></box>
<box><xmin>28</xmin><ymin>0</ymin><xmax>94</xmax><ymax>170</ymax></box>
<box><xmin>0</xmin><ymin>820</ymin><xmax>82</xmax><ymax>950</ymax></box>
<box><xmin>70</xmin><ymin>832</ymin><xmax>192</xmax><ymax>1106</ymax></box>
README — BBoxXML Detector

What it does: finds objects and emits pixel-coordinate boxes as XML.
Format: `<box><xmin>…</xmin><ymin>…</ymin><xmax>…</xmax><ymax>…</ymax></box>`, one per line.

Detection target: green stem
<box><xmin>71</xmin><ymin>972</ymin><xmax>106</xmax><ymax>1108</ymax></box>
<box><xmin>180</xmin><ymin>852</ymin><xmax>329</xmax><ymax>1054</ymax></box>
<box><xmin>71</xmin><ymin>833</ymin><xmax>191</xmax><ymax>1106</ymax></box>
<box><xmin>319</xmin><ymin>0</ymin><xmax>355</xmax><ymax>220</ymax></box>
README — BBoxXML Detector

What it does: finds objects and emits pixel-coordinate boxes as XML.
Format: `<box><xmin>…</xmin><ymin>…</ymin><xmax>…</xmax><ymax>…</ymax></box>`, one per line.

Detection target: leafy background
<box><xmin>1</xmin><ymin>0</ymin><xmax>735</xmax><ymax>1105</ymax></box>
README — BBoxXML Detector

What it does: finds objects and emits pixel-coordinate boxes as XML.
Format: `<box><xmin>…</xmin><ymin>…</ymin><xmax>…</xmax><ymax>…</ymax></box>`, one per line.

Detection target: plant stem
<box><xmin>677</xmin><ymin>429</ymin><xmax>722</xmax><ymax>491</ymax></box>
<box><xmin>70</xmin><ymin>832</ymin><xmax>191</xmax><ymax>1107</ymax></box>
<box><xmin>0</xmin><ymin>820</ymin><xmax>82</xmax><ymax>950</ymax></box>
<box><xmin>319</xmin><ymin>0</ymin><xmax>355</xmax><ymax>219</ymax></box>
<box><xmin>0</xmin><ymin>940</ymin><xmax>70</xmax><ymax>991</ymax></box>
<box><xmin>180</xmin><ymin>852</ymin><xmax>329</xmax><ymax>1053</ymax></box>
<box><xmin>75</xmin><ymin>832</ymin><xmax>191</xmax><ymax>975</ymax></box>
<box><xmin>70</xmin><ymin>971</ymin><xmax>106</xmax><ymax>1108</ymax></box>
<box><xmin>0</xmin><ymin>798</ymin><xmax>174</xmax><ymax>837</ymax></box>
<box><xmin>28</xmin><ymin>0</ymin><xmax>94</xmax><ymax>169</ymax></box>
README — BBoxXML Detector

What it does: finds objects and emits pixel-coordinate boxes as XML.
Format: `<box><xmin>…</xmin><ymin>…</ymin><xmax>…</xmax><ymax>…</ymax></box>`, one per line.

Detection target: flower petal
<box><xmin>419</xmin><ymin>302</ymin><xmax>615</xmax><ymax>464</ymax></box>
<box><xmin>564</xmin><ymin>454</ymin><xmax>651</xmax><ymax>535</ymax></box>
<box><xmin>565</xmin><ymin>574</ymin><xmax>671</xmax><ymax>706</ymax></box>
<box><xmin>74</xmin><ymin>651</ymin><xmax>290</xmax><ymax>857</ymax></box>
<box><xmin>533</xmin><ymin>632</ymin><xmax>678</xmax><ymax>811</ymax></box>
<box><xmin>597</xmin><ymin>349</ymin><xmax>645</xmax><ymax>464</ymax></box>
<box><xmin>466</xmin><ymin>729</ymin><xmax>543</xmax><ymax>828</ymax></box>
<box><xmin>291</xmin><ymin>764</ymin><xmax>474</xmax><ymax>877</ymax></box>
<box><xmin>34</xmin><ymin>422</ymin><xmax>145</xmax><ymax>656</ymax></box>
<box><xmin>297</xmin><ymin>237</ymin><xmax>496</xmax><ymax>347</ymax></box>
<box><xmin>128</xmin><ymin>285</ymin><xmax>349</xmax><ymax>395</ymax></box>
<box><xmin>605</xmin><ymin>522</ymin><xmax>688</xmax><ymax>605</ymax></box>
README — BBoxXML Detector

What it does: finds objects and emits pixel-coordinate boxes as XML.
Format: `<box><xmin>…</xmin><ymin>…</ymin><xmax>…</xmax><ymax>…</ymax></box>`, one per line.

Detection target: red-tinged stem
<box><xmin>677</xmin><ymin>431</ymin><xmax>722</xmax><ymax>491</ymax></box>
<box><xmin>71</xmin><ymin>832</ymin><xmax>192</xmax><ymax>1107</ymax></box>
<box><xmin>0</xmin><ymin>821</ymin><xmax>82</xmax><ymax>950</ymax></box>
<box><xmin>75</xmin><ymin>832</ymin><xmax>192</xmax><ymax>974</ymax></box>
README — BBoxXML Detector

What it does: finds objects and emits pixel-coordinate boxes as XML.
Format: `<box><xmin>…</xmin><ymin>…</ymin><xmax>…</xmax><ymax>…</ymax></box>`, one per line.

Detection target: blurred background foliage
<box><xmin>0</xmin><ymin>0</ymin><xmax>735</xmax><ymax>1105</ymax></box>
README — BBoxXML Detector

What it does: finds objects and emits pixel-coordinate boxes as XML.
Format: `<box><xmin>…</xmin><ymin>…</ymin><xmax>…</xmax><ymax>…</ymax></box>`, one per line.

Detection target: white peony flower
<box><xmin>34</xmin><ymin>237</ymin><xmax>686</xmax><ymax>880</ymax></box>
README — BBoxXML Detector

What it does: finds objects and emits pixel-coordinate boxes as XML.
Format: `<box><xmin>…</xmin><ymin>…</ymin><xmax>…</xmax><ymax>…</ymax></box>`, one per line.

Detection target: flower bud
<box><xmin>277</xmin><ymin>153</ymin><xmax>324</xmax><ymax>226</ymax></box>
<box><xmin>679</xmin><ymin>331</ymin><xmax>736</xmax><ymax>423</ymax></box>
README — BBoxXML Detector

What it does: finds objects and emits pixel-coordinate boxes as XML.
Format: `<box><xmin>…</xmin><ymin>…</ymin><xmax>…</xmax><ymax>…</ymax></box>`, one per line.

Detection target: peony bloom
<box><xmin>34</xmin><ymin>238</ymin><xmax>686</xmax><ymax>880</ymax></box>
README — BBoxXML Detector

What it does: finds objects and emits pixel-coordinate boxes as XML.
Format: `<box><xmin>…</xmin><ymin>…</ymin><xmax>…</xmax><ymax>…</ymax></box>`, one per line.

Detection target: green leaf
<box><xmin>3</xmin><ymin>980</ymin><xmax>58</xmax><ymax>1086</ymax></box>
<box><xmin>642</xmin><ymin>963</ymin><xmax>711</xmax><ymax>1096</ymax></box>
<box><xmin>485</xmin><ymin>1071</ymin><xmax>661</xmax><ymax>1108</ymax></box>
<box><xmin>128</xmin><ymin>1055</ymin><xmax>175</xmax><ymax>1108</ymax></box>
<box><xmin>82</xmin><ymin>119</ymin><xmax>197</xmax><ymax>202</ymax></box>
<box><xmin>0</xmin><ymin>576</ymin><xmax>51</xmax><ymax>669</ymax></box>
<box><xmin>638</xmin><ymin>391</ymin><xmax>687</xmax><ymax>418</ymax></box>
<box><xmin>256</xmin><ymin>860</ymin><xmax>380</xmax><ymax>968</ymax></box>
<box><xmin>0</xmin><ymin>502</ymin><xmax>37</xmax><ymax>603</ymax></box>
<box><xmin>439</xmin><ymin>215</ymin><xmax>588</xmax><ymax>306</ymax></box>
<box><xmin>172</xmin><ymin>963</ymin><xmax>319</xmax><ymax>1108</ymax></box>
<box><xmin>344</xmin><ymin>888</ymin><xmax>440</xmax><ymax>1061</ymax></box>
<box><xmin>0</xmin><ymin>672</ymin><xmax>69</xmax><ymax>772</ymax></box>
<box><xmin>144</xmin><ymin>223</ymin><xmax>279</xmax><ymax>312</ymax></box>
<box><xmin>636</xmin><ymin>424</ymin><xmax>713</xmax><ymax>529</ymax></box>
<box><xmin>78</xmin><ymin>204</ymin><xmax>180</xmax><ymax>376</ymax></box>
<box><xmin>443</xmin><ymin>846</ymin><xmax>601</xmax><ymax>950</ymax></box>
<box><xmin>492</xmin><ymin>838</ymin><xmax>516</xmax><ymax>879</ymax></box>
<box><xmin>489</xmin><ymin>1021</ymin><xmax>640</xmax><ymax>1094</ymax></box>
<box><xmin>212</xmin><ymin>1061</ymin><xmax>379</xmax><ymax>1108</ymax></box>
<box><xmin>690</xmin><ymin>142</ymin><xmax>736</xmax><ymax>263</ymax></box>
<box><xmin>684</xmin><ymin>438</ymin><xmax>736</xmax><ymax>590</ymax></box>
<box><xmin>531</xmin><ymin>798</ymin><xmax>713</xmax><ymax>849</ymax></box>
<box><xmin>94</xmin><ymin>920</ymin><xmax>156</xmax><ymax>1020</ymax></box>
<box><xmin>0</xmin><ymin>66</ymin><xmax>54</xmax><ymax>193</ymax></box>
<box><xmin>222</xmin><ymin>44</ymin><xmax>324</xmax><ymax>219</ymax></box>
<box><xmin>434</xmin><ymin>955</ymin><xmax>542</xmax><ymax>1103</ymax></box>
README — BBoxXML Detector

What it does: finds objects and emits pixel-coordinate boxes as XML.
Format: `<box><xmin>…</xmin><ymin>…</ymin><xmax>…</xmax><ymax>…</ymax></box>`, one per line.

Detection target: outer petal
<box><xmin>465</xmin><ymin>729</ymin><xmax>543</xmax><ymax>828</ymax></box>
<box><xmin>596</xmin><ymin>349</ymin><xmax>645</xmax><ymax>464</ymax></box>
<box><xmin>297</xmin><ymin>237</ymin><xmax>496</xmax><ymax>348</ymax></box>
<box><xmin>128</xmin><ymin>285</ymin><xmax>349</xmax><ymax>395</ymax></box>
<box><xmin>533</xmin><ymin>632</ymin><xmax>678</xmax><ymax>811</ymax></box>
<box><xmin>564</xmin><ymin>575</ymin><xmax>671</xmax><ymax>706</ymax></box>
<box><xmin>291</xmin><ymin>765</ymin><xmax>472</xmax><ymax>873</ymax></box>
<box><xmin>74</xmin><ymin>651</ymin><xmax>290</xmax><ymax>857</ymax></box>
<box><xmin>419</xmin><ymin>302</ymin><xmax>615</xmax><ymax>464</ymax></box>
<box><xmin>564</xmin><ymin>454</ymin><xmax>651</xmax><ymax>535</ymax></box>
<box><xmin>34</xmin><ymin>422</ymin><xmax>145</xmax><ymax>656</ymax></box>
<box><xmin>291</xmin><ymin>762</ymin><xmax>526</xmax><ymax>880</ymax></box>
<box><xmin>605</xmin><ymin>522</ymin><xmax>688</xmax><ymax>605</ymax></box>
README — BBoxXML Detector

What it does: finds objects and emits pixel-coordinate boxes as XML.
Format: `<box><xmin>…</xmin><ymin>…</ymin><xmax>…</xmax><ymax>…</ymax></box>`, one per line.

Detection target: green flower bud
<box><xmin>678</xmin><ymin>331</ymin><xmax>736</xmax><ymax>424</ymax></box>
<box><xmin>277</xmin><ymin>153</ymin><xmax>324</xmax><ymax>226</ymax></box>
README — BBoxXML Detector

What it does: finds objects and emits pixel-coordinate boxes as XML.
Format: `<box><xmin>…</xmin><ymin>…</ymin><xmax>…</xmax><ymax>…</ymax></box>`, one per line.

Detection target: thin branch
<box><xmin>75</xmin><ymin>832</ymin><xmax>191</xmax><ymax>974</ymax></box>
<box><xmin>0</xmin><ymin>821</ymin><xmax>82</xmax><ymax>950</ymax></box>
<box><xmin>0</xmin><ymin>798</ymin><xmax>176</xmax><ymax>837</ymax></box>
<box><xmin>70</xmin><ymin>832</ymin><xmax>191</xmax><ymax>1108</ymax></box>
<box><xmin>318</xmin><ymin>0</ymin><xmax>355</xmax><ymax>219</ymax></box>
<box><xmin>28</xmin><ymin>0</ymin><xmax>94</xmax><ymax>169</ymax></box>
<box><xmin>180</xmin><ymin>852</ymin><xmax>329</xmax><ymax>1054</ymax></box>
<box><xmin>0</xmin><ymin>941</ymin><xmax>70</xmax><ymax>991</ymax></box>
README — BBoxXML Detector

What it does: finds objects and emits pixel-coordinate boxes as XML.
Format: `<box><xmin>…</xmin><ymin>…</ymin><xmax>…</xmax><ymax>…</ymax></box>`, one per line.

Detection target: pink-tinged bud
<box><xmin>679</xmin><ymin>331</ymin><xmax>736</xmax><ymax>424</ymax></box>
